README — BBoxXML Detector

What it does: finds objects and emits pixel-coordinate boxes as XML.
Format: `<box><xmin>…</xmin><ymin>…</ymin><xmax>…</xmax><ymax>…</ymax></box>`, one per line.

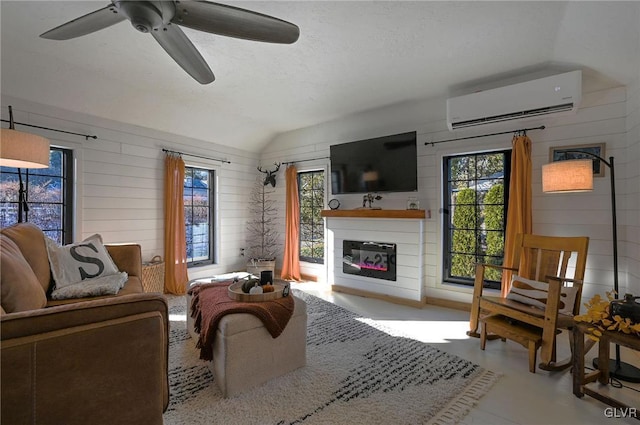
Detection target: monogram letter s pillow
<box><xmin>45</xmin><ymin>234</ymin><xmax>128</xmax><ymax>300</ymax></box>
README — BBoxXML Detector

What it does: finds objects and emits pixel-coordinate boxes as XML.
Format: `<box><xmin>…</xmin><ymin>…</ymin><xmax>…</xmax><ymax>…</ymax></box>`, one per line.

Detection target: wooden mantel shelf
<box><xmin>321</xmin><ymin>209</ymin><xmax>426</xmax><ymax>219</ymax></box>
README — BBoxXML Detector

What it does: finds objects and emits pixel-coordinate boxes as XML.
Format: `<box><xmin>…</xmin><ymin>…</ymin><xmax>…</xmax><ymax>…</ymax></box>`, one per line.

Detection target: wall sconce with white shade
<box><xmin>0</xmin><ymin>106</ymin><xmax>50</xmax><ymax>223</ymax></box>
<box><xmin>542</xmin><ymin>150</ymin><xmax>640</xmax><ymax>383</ymax></box>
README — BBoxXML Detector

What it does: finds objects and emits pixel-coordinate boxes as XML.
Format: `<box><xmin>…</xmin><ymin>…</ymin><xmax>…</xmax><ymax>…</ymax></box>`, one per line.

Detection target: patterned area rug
<box><xmin>164</xmin><ymin>290</ymin><xmax>499</xmax><ymax>425</ymax></box>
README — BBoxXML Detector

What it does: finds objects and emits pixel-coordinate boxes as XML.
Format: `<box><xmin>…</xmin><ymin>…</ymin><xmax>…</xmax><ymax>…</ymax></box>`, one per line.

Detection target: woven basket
<box><xmin>142</xmin><ymin>255</ymin><xmax>165</xmax><ymax>293</ymax></box>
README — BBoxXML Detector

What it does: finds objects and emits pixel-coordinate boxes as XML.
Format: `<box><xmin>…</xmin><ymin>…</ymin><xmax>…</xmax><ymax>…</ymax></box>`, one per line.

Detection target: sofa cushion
<box><xmin>46</xmin><ymin>234</ymin><xmax>120</xmax><ymax>290</ymax></box>
<box><xmin>1</xmin><ymin>223</ymin><xmax>52</xmax><ymax>293</ymax></box>
<box><xmin>0</xmin><ymin>234</ymin><xmax>47</xmax><ymax>313</ymax></box>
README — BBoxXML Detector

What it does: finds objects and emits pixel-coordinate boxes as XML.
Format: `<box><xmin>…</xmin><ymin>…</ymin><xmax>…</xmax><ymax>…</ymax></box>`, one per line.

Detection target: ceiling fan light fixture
<box><xmin>39</xmin><ymin>0</ymin><xmax>300</xmax><ymax>84</ymax></box>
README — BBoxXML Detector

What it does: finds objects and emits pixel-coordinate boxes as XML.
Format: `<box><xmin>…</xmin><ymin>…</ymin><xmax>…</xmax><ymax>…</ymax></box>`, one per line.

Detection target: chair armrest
<box><xmin>1</xmin><ymin>294</ymin><xmax>168</xmax><ymax>424</ymax></box>
<box><xmin>106</xmin><ymin>244</ymin><xmax>142</xmax><ymax>277</ymax></box>
<box><xmin>475</xmin><ymin>263</ymin><xmax>519</xmax><ymax>272</ymax></box>
<box><xmin>545</xmin><ymin>275</ymin><xmax>583</xmax><ymax>284</ymax></box>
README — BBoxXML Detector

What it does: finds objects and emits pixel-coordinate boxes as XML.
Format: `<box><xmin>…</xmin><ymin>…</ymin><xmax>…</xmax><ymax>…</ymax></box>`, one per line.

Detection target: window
<box><xmin>298</xmin><ymin>170</ymin><xmax>324</xmax><ymax>264</ymax></box>
<box><xmin>0</xmin><ymin>147</ymin><xmax>74</xmax><ymax>244</ymax></box>
<box><xmin>443</xmin><ymin>150</ymin><xmax>511</xmax><ymax>289</ymax></box>
<box><xmin>184</xmin><ymin>167</ymin><xmax>214</xmax><ymax>265</ymax></box>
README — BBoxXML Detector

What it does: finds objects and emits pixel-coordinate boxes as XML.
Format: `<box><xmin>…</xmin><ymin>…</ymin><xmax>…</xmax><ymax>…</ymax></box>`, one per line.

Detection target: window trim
<box><xmin>442</xmin><ymin>150</ymin><xmax>511</xmax><ymax>289</ymax></box>
<box><xmin>184</xmin><ymin>166</ymin><xmax>215</xmax><ymax>267</ymax></box>
<box><xmin>297</xmin><ymin>169</ymin><xmax>325</xmax><ymax>264</ymax></box>
<box><xmin>0</xmin><ymin>146</ymin><xmax>74</xmax><ymax>244</ymax></box>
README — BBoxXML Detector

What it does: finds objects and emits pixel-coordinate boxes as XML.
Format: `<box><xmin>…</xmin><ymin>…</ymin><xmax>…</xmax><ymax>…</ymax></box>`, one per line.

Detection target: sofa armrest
<box><xmin>106</xmin><ymin>243</ymin><xmax>142</xmax><ymax>277</ymax></box>
<box><xmin>1</xmin><ymin>294</ymin><xmax>169</xmax><ymax>425</ymax></box>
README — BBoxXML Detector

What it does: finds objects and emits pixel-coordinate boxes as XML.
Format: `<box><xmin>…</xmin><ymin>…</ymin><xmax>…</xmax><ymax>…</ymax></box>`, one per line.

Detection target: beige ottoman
<box><xmin>186</xmin><ymin>280</ymin><xmax>307</xmax><ymax>398</ymax></box>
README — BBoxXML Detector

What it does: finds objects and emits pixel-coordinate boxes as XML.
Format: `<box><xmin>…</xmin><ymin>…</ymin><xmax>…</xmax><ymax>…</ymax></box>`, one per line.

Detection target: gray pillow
<box><xmin>46</xmin><ymin>234</ymin><xmax>120</xmax><ymax>289</ymax></box>
<box><xmin>50</xmin><ymin>272</ymin><xmax>128</xmax><ymax>300</ymax></box>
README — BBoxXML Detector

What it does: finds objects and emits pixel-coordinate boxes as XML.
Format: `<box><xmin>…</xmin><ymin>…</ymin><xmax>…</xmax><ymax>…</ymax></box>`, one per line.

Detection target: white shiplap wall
<box><xmin>260</xmin><ymin>84</ymin><xmax>640</xmax><ymax>305</ymax></box>
<box><xmin>626</xmin><ymin>79</ymin><xmax>640</xmax><ymax>294</ymax></box>
<box><xmin>1</xmin><ymin>95</ymin><xmax>258</xmax><ymax>280</ymax></box>
<box><xmin>326</xmin><ymin>217</ymin><xmax>426</xmax><ymax>301</ymax></box>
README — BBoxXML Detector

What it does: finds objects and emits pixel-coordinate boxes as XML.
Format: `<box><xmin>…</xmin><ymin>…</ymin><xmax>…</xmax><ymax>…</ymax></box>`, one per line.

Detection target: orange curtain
<box><xmin>501</xmin><ymin>134</ymin><xmax>533</xmax><ymax>297</ymax></box>
<box><xmin>281</xmin><ymin>165</ymin><xmax>302</xmax><ymax>281</ymax></box>
<box><xmin>164</xmin><ymin>154</ymin><xmax>189</xmax><ymax>294</ymax></box>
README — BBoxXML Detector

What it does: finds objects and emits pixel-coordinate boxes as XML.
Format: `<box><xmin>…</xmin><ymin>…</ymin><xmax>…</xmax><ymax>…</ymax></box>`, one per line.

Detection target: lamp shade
<box><xmin>542</xmin><ymin>159</ymin><xmax>593</xmax><ymax>193</ymax></box>
<box><xmin>0</xmin><ymin>128</ymin><xmax>50</xmax><ymax>168</ymax></box>
<box><xmin>362</xmin><ymin>170</ymin><xmax>379</xmax><ymax>182</ymax></box>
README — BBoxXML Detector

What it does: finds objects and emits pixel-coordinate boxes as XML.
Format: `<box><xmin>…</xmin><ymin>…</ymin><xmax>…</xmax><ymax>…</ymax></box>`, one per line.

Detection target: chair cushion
<box><xmin>0</xmin><ymin>234</ymin><xmax>47</xmax><ymax>313</ymax></box>
<box><xmin>46</xmin><ymin>234</ymin><xmax>120</xmax><ymax>289</ymax></box>
<box><xmin>506</xmin><ymin>275</ymin><xmax>577</xmax><ymax>314</ymax></box>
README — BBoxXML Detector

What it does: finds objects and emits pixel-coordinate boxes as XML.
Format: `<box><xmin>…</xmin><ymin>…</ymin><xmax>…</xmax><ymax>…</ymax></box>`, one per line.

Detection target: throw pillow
<box><xmin>506</xmin><ymin>275</ymin><xmax>578</xmax><ymax>315</ymax></box>
<box><xmin>0</xmin><ymin>234</ymin><xmax>47</xmax><ymax>313</ymax></box>
<box><xmin>46</xmin><ymin>234</ymin><xmax>120</xmax><ymax>289</ymax></box>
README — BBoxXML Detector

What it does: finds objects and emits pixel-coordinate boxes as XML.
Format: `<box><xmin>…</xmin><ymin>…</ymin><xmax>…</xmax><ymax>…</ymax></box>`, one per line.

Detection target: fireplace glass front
<box><xmin>343</xmin><ymin>240</ymin><xmax>397</xmax><ymax>281</ymax></box>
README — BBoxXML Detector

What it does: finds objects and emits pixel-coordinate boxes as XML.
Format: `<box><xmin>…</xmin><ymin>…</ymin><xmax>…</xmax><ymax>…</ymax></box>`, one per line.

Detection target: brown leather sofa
<box><xmin>1</xmin><ymin>223</ymin><xmax>169</xmax><ymax>425</ymax></box>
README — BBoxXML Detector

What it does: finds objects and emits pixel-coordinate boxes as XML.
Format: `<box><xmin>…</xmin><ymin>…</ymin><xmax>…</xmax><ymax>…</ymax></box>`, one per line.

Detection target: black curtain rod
<box><xmin>162</xmin><ymin>148</ymin><xmax>231</xmax><ymax>164</ymax></box>
<box><xmin>1</xmin><ymin>118</ymin><xmax>97</xmax><ymax>140</ymax></box>
<box><xmin>282</xmin><ymin>156</ymin><xmax>329</xmax><ymax>165</ymax></box>
<box><xmin>425</xmin><ymin>125</ymin><xmax>545</xmax><ymax>146</ymax></box>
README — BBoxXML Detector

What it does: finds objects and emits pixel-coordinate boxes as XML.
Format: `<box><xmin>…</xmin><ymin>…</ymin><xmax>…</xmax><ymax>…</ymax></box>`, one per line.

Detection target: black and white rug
<box><xmin>164</xmin><ymin>290</ymin><xmax>499</xmax><ymax>425</ymax></box>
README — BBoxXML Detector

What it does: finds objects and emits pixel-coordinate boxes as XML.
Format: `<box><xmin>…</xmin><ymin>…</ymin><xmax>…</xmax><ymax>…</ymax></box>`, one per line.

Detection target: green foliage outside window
<box><xmin>483</xmin><ymin>184</ymin><xmax>504</xmax><ymax>282</ymax></box>
<box><xmin>446</xmin><ymin>151</ymin><xmax>509</xmax><ymax>286</ymax></box>
<box><xmin>451</xmin><ymin>188</ymin><xmax>477</xmax><ymax>278</ymax></box>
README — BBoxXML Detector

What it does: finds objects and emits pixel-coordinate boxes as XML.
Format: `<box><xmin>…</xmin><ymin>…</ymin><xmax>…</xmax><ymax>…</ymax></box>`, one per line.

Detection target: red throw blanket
<box><xmin>189</xmin><ymin>280</ymin><xmax>295</xmax><ymax>361</ymax></box>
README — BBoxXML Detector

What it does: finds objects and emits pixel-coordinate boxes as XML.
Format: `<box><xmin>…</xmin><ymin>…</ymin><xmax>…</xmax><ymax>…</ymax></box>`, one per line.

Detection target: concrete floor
<box><xmin>293</xmin><ymin>281</ymin><xmax>640</xmax><ymax>425</ymax></box>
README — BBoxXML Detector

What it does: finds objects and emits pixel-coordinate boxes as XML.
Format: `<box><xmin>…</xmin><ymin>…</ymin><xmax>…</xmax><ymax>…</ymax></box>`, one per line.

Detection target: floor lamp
<box><xmin>0</xmin><ymin>105</ymin><xmax>50</xmax><ymax>222</ymax></box>
<box><xmin>542</xmin><ymin>150</ymin><xmax>640</xmax><ymax>383</ymax></box>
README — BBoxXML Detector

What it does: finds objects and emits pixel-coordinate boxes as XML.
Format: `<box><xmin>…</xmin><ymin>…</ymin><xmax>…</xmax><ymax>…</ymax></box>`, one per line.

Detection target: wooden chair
<box><xmin>468</xmin><ymin>233</ymin><xmax>589</xmax><ymax>373</ymax></box>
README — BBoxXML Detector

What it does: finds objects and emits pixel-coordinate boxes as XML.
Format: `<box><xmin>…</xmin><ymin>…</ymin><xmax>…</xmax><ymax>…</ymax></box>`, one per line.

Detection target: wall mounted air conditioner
<box><xmin>446</xmin><ymin>70</ymin><xmax>582</xmax><ymax>131</ymax></box>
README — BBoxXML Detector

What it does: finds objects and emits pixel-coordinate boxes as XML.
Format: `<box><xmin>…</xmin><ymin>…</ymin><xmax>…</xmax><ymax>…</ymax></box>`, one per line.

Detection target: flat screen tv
<box><xmin>330</xmin><ymin>131</ymin><xmax>417</xmax><ymax>194</ymax></box>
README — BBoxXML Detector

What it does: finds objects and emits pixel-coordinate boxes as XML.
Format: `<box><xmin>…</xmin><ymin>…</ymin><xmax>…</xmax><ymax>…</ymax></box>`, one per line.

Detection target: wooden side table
<box><xmin>572</xmin><ymin>321</ymin><xmax>640</xmax><ymax>419</ymax></box>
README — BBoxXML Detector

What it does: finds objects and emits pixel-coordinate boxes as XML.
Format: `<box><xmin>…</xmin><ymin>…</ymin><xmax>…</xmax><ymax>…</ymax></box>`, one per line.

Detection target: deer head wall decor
<box><xmin>258</xmin><ymin>162</ymin><xmax>281</xmax><ymax>187</ymax></box>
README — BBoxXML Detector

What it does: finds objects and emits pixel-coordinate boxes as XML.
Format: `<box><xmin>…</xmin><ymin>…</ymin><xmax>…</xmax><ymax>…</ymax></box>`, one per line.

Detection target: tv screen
<box><xmin>330</xmin><ymin>131</ymin><xmax>417</xmax><ymax>194</ymax></box>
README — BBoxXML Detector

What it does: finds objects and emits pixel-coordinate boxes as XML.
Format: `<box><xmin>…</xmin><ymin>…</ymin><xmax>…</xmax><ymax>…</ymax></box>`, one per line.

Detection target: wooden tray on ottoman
<box><xmin>227</xmin><ymin>282</ymin><xmax>286</xmax><ymax>302</ymax></box>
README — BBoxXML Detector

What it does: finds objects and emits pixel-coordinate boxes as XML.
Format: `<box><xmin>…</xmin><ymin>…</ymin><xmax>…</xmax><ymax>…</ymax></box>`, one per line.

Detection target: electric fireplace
<box><xmin>343</xmin><ymin>240</ymin><xmax>397</xmax><ymax>281</ymax></box>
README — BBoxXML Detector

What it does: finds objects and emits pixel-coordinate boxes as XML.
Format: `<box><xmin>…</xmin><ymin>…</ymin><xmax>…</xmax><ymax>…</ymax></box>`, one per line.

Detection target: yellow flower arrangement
<box><xmin>574</xmin><ymin>291</ymin><xmax>640</xmax><ymax>341</ymax></box>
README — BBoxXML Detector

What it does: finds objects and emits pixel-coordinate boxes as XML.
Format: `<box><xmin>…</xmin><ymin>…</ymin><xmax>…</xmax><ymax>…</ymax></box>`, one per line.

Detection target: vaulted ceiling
<box><xmin>2</xmin><ymin>1</ymin><xmax>639</xmax><ymax>152</ymax></box>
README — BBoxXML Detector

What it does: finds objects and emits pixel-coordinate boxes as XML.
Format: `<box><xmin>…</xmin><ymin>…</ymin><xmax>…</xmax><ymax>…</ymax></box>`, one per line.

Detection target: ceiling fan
<box><xmin>40</xmin><ymin>0</ymin><xmax>300</xmax><ymax>84</ymax></box>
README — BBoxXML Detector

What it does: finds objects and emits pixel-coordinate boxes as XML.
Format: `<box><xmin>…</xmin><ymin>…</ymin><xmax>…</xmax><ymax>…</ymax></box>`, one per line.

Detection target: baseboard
<box><xmin>300</xmin><ymin>273</ymin><xmax>318</xmax><ymax>282</ymax></box>
<box><xmin>424</xmin><ymin>297</ymin><xmax>471</xmax><ymax>312</ymax></box>
<box><xmin>330</xmin><ymin>286</ymin><xmax>473</xmax><ymax>311</ymax></box>
<box><xmin>275</xmin><ymin>270</ymin><xmax>318</xmax><ymax>282</ymax></box>
<box><xmin>331</xmin><ymin>285</ymin><xmax>426</xmax><ymax>309</ymax></box>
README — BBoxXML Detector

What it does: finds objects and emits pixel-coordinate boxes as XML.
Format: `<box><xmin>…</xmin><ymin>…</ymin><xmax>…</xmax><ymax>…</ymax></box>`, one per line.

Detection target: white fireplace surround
<box><xmin>323</xmin><ymin>210</ymin><xmax>426</xmax><ymax>302</ymax></box>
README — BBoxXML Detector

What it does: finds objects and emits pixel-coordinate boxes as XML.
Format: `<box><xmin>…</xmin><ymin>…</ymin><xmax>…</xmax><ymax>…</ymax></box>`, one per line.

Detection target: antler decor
<box><xmin>257</xmin><ymin>162</ymin><xmax>281</xmax><ymax>187</ymax></box>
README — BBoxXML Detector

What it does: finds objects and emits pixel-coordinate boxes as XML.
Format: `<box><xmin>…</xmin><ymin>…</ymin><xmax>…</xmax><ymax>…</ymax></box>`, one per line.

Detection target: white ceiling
<box><xmin>1</xmin><ymin>1</ymin><xmax>639</xmax><ymax>152</ymax></box>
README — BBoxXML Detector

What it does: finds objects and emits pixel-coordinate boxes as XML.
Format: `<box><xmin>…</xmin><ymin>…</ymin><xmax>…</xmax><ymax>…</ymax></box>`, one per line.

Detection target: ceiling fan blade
<box><xmin>173</xmin><ymin>1</ymin><xmax>300</xmax><ymax>44</ymax></box>
<box><xmin>151</xmin><ymin>24</ymin><xmax>215</xmax><ymax>84</ymax></box>
<box><xmin>40</xmin><ymin>4</ymin><xmax>126</xmax><ymax>40</ymax></box>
